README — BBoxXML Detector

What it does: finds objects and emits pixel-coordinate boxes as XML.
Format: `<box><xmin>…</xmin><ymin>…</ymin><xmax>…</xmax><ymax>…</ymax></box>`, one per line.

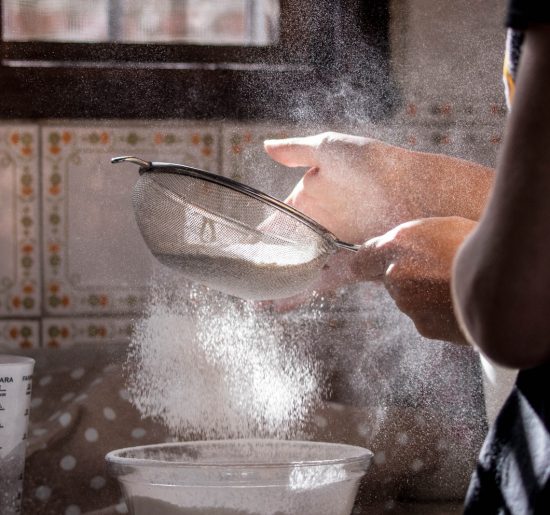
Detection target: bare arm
<box><xmin>265</xmin><ymin>133</ymin><xmax>494</xmax><ymax>244</ymax></box>
<box><xmin>453</xmin><ymin>25</ymin><xmax>550</xmax><ymax>369</ymax></box>
<box><xmin>394</xmin><ymin>148</ymin><xmax>494</xmax><ymax>223</ymax></box>
<box><xmin>264</xmin><ymin>134</ymin><xmax>494</xmax><ymax>346</ymax></box>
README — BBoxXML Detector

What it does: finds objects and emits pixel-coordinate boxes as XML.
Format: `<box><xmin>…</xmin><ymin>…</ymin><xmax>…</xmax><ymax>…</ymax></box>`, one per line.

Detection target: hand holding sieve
<box><xmin>112</xmin><ymin>156</ymin><xmax>360</xmax><ymax>300</ymax></box>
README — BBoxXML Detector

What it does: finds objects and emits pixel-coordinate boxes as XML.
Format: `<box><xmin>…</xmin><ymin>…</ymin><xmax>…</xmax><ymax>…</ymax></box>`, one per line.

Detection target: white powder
<box><xmin>224</xmin><ymin>241</ymin><xmax>318</xmax><ymax>266</ymax></box>
<box><xmin>156</xmin><ymin>239</ymin><xmax>327</xmax><ymax>300</ymax></box>
<box><xmin>129</xmin><ymin>482</ymin><xmax>358</xmax><ymax>515</ymax></box>
<box><xmin>288</xmin><ymin>464</ymin><xmax>348</xmax><ymax>491</ymax></box>
<box><xmin>126</xmin><ymin>281</ymin><xmax>325</xmax><ymax>439</ymax></box>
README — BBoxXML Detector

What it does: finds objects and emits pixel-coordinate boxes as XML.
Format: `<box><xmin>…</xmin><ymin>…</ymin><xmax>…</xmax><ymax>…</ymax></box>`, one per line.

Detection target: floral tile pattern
<box><xmin>42</xmin><ymin>123</ymin><xmax>221</xmax><ymax>315</ymax></box>
<box><xmin>0</xmin><ymin>319</ymin><xmax>40</xmax><ymax>350</ymax></box>
<box><xmin>41</xmin><ymin>318</ymin><xmax>133</xmax><ymax>348</ymax></box>
<box><xmin>361</xmin><ymin>104</ymin><xmax>504</xmax><ymax>169</ymax></box>
<box><xmin>0</xmin><ymin>124</ymin><xmax>41</xmax><ymax>316</ymax></box>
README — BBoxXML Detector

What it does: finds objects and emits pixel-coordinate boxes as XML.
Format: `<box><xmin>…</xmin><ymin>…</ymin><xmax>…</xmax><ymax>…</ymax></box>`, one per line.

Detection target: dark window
<box><xmin>0</xmin><ymin>0</ymin><xmax>396</xmax><ymax>121</ymax></box>
<box><xmin>2</xmin><ymin>1</ymin><xmax>281</xmax><ymax>46</ymax></box>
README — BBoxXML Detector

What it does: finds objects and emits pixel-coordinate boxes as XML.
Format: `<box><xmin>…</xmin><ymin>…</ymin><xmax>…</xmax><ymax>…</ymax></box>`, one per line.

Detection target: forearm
<box><xmin>453</xmin><ymin>26</ymin><xmax>550</xmax><ymax>369</ymax></box>
<box><xmin>378</xmin><ymin>142</ymin><xmax>495</xmax><ymax>222</ymax></box>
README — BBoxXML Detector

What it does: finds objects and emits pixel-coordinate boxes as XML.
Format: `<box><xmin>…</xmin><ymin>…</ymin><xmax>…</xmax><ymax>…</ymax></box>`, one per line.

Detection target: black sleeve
<box><xmin>506</xmin><ymin>0</ymin><xmax>550</xmax><ymax>29</ymax></box>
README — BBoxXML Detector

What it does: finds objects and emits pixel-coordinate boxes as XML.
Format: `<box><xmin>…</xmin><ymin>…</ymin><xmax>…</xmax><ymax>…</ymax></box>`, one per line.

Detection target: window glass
<box><xmin>2</xmin><ymin>0</ymin><xmax>280</xmax><ymax>45</ymax></box>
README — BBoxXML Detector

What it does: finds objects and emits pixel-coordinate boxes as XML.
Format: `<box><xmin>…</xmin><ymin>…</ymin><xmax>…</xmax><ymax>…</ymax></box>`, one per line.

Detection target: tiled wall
<box><xmin>0</xmin><ymin>121</ymin><xmax>311</xmax><ymax>349</ymax></box>
<box><xmin>0</xmin><ymin>0</ymin><xmax>508</xmax><ymax>350</ymax></box>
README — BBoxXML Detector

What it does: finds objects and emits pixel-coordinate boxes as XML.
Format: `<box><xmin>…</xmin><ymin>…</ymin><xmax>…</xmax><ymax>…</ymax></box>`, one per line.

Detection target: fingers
<box><xmin>350</xmin><ymin>236</ymin><xmax>393</xmax><ymax>281</ymax></box>
<box><xmin>264</xmin><ymin>136</ymin><xmax>321</xmax><ymax>167</ymax></box>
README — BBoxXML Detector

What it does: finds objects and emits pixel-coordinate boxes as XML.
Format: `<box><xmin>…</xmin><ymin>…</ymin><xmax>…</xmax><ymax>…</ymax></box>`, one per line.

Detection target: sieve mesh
<box><xmin>132</xmin><ymin>171</ymin><xmax>336</xmax><ymax>300</ymax></box>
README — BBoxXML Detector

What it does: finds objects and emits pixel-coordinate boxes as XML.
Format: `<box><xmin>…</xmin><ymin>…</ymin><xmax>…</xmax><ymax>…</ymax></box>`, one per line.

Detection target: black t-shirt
<box><xmin>464</xmin><ymin>364</ymin><xmax>550</xmax><ymax>513</ymax></box>
<box><xmin>506</xmin><ymin>0</ymin><xmax>550</xmax><ymax>28</ymax></box>
<box><xmin>463</xmin><ymin>2</ymin><xmax>550</xmax><ymax>513</ymax></box>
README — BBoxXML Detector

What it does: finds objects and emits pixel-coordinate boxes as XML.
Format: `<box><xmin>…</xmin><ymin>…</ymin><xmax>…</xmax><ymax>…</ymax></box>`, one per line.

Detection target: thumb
<box><xmin>264</xmin><ymin>136</ymin><xmax>320</xmax><ymax>167</ymax></box>
<box><xmin>350</xmin><ymin>236</ymin><xmax>392</xmax><ymax>281</ymax></box>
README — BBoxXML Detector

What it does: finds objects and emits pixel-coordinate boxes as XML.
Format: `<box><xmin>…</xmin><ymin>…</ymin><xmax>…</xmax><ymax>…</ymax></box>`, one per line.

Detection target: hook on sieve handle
<box><xmin>111</xmin><ymin>156</ymin><xmax>152</xmax><ymax>170</ymax></box>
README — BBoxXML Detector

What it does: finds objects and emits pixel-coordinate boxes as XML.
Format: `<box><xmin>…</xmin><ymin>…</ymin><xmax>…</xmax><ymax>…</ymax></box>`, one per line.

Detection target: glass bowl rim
<box><xmin>105</xmin><ymin>439</ymin><xmax>373</xmax><ymax>470</ymax></box>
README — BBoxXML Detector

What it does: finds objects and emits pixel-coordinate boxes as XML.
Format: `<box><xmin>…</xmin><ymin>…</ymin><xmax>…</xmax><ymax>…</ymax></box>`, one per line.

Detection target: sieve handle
<box><xmin>333</xmin><ymin>240</ymin><xmax>361</xmax><ymax>252</ymax></box>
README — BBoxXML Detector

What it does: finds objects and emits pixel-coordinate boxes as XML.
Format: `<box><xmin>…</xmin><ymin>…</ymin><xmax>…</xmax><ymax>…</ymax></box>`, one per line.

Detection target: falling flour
<box><xmin>126</xmin><ymin>281</ymin><xmax>325</xmax><ymax>439</ymax></box>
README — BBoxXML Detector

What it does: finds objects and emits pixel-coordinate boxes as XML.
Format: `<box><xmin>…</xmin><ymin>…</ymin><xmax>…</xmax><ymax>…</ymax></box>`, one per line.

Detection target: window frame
<box><xmin>1</xmin><ymin>0</ymin><xmax>307</xmax><ymax>65</ymax></box>
<box><xmin>0</xmin><ymin>0</ymin><xmax>395</xmax><ymax>121</ymax></box>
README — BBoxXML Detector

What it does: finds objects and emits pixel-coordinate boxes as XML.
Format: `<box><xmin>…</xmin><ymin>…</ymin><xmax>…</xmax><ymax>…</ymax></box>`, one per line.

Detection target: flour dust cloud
<box><xmin>126</xmin><ymin>277</ymin><xmax>325</xmax><ymax>439</ymax></box>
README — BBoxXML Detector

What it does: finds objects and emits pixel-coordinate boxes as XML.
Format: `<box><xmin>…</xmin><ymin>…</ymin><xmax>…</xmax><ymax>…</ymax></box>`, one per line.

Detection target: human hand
<box><xmin>264</xmin><ymin>132</ymin><xmax>494</xmax><ymax>244</ymax></box>
<box><xmin>261</xmin><ymin>216</ymin><xmax>475</xmax><ymax>335</ymax></box>
<box><xmin>352</xmin><ymin>216</ymin><xmax>477</xmax><ymax>344</ymax></box>
<box><xmin>264</xmin><ymin>132</ymin><xmax>405</xmax><ymax>244</ymax></box>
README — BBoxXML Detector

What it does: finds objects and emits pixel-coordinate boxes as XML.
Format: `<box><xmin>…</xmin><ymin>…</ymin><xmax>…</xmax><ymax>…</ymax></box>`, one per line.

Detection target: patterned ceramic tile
<box><xmin>42</xmin><ymin>122</ymin><xmax>221</xmax><ymax>315</ymax></box>
<box><xmin>395</xmin><ymin>100</ymin><xmax>505</xmax><ymax>125</ymax></box>
<box><xmin>451</xmin><ymin>127</ymin><xmax>502</xmax><ymax>167</ymax></box>
<box><xmin>0</xmin><ymin>319</ymin><xmax>40</xmax><ymax>351</ymax></box>
<box><xmin>0</xmin><ymin>124</ymin><xmax>41</xmax><ymax>317</ymax></box>
<box><xmin>42</xmin><ymin>317</ymin><xmax>133</xmax><ymax>348</ymax></box>
<box><xmin>373</xmin><ymin>120</ymin><xmax>502</xmax><ymax>168</ymax></box>
<box><xmin>221</xmin><ymin>123</ymin><xmax>306</xmax><ymax>201</ymax></box>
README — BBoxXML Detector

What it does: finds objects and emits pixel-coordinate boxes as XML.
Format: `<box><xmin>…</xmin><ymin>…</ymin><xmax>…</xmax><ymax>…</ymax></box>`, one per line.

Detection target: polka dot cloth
<box><xmin>103</xmin><ymin>407</ymin><xmax>117</xmax><ymax>421</ymax></box>
<box><xmin>374</xmin><ymin>450</ymin><xmax>387</xmax><ymax>465</ymax></box>
<box><xmin>131</xmin><ymin>427</ymin><xmax>146</xmax><ymax>439</ymax></box>
<box><xmin>313</xmin><ymin>414</ymin><xmax>328</xmax><ymax>428</ymax></box>
<box><xmin>65</xmin><ymin>504</ymin><xmax>81</xmax><ymax>515</ymax></box>
<box><xmin>34</xmin><ymin>485</ymin><xmax>51</xmax><ymax>502</ymax></box>
<box><xmin>84</xmin><ymin>427</ymin><xmax>99</xmax><ymax>442</ymax></box>
<box><xmin>60</xmin><ymin>455</ymin><xmax>77</xmax><ymax>471</ymax></box>
<box><xmin>23</xmin><ymin>351</ymin><xmax>168</xmax><ymax>515</ymax></box>
<box><xmin>62</xmin><ymin>392</ymin><xmax>76</xmax><ymax>403</ymax></box>
<box><xmin>22</xmin><ymin>342</ymin><xmax>483</xmax><ymax>513</ymax></box>
<box><xmin>90</xmin><ymin>476</ymin><xmax>107</xmax><ymax>490</ymax></box>
<box><xmin>59</xmin><ymin>412</ymin><xmax>72</xmax><ymax>427</ymax></box>
<box><xmin>70</xmin><ymin>367</ymin><xmax>85</xmax><ymax>380</ymax></box>
<box><xmin>31</xmin><ymin>397</ymin><xmax>43</xmax><ymax>408</ymax></box>
<box><xmin>39</xmin><ymin>375</ymin><xmax>52</xmax><ymax>387</ymax></box>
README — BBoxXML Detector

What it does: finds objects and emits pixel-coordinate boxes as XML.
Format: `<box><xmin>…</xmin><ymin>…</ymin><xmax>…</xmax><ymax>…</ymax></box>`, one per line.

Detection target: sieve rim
<box><xmin>112</xmin><ymin>156</ymin><xmax>360</xmax><ymax>252</ymax></box>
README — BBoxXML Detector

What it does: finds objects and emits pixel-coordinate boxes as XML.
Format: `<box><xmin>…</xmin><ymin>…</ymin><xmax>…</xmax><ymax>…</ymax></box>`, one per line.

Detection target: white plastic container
<box><xmin>106</xmin><ymin>439</ymin><xmax>372</xmax><ymax>515</ymax></box>
<box><xmin>0</xmin><ymin>355</ymin><xmax>35</xmax><ymax>515</ymax></box>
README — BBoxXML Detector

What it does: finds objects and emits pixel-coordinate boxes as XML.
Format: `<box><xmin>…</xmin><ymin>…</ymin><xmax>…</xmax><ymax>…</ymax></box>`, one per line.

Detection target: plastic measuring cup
<box><xmin>0</xmin><ymin>355</ymin><xmax>35</xmax><ymax>515</ymax></box>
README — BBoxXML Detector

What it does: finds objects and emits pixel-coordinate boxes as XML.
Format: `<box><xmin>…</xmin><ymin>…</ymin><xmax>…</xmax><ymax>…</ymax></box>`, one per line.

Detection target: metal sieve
<box><xmin>112</xmin><ymin>156</ymin><xmax>360</xmax><ymax>300</ymax></box>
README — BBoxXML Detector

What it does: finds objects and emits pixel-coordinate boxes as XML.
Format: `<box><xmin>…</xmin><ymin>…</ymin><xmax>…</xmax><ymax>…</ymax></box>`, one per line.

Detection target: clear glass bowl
<box><xmin>106</xmin><ymin>439</ymin><xmax>372</xmax><ymax>515</ymax></box>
